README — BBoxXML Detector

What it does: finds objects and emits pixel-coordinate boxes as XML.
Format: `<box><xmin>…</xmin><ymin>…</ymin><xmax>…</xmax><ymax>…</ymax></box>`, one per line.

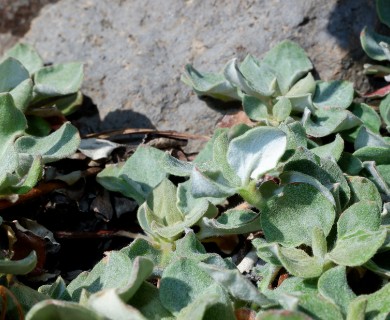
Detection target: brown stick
<box><xmin>83</xmin><ymin>128</ymin><xmax>210</xmax><ymax>141</ymax></box>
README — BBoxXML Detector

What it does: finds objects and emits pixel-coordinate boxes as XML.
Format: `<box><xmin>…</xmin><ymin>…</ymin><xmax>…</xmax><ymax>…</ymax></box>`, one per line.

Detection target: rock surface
<box><xmin>0</xmin><ymin>0</ymin><xmax>379</xmax><ymax>145</ymax></box>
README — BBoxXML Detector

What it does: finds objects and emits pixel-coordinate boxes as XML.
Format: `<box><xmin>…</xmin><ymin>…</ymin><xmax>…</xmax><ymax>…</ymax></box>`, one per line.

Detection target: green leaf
<box><xmin>0</xmin><ymin>57</ymin><xmax>30</xmax><ymax>92</ymax></box>
<box><xmin>328</xmin><ymin>228</ymin><xmax>387</xmax><ymax>266</ymax></box>
<box><xmin>312</xmin><ymin>227</ymin><xmax>327</xmax><ymax>259</ymax></box>
<box><xmin>279</xmin><ymin>171</ymin><xmax>336</xmax><ymax>206</ymax></box>
<box><xmin>346</xmin><ymin>297</ymin><xmax>367</xmax><ymax>320</ymax></box>
<box><xmin>138</xmin><ymin>179</ymin><xmax>218</xmax><ymax>240</ymax></box>
<box><xmin>379</xmin><ymin>94</ymin><xmax>390</xmax><ymax>128</ymax></box>
<box><xmin>97</xmin><ymin>146</ymin><xmax>167</xmax><ymax>204</ymax></box>
<box><xmin>337</xmin><ymin>201</ymin><xmax>381</xmax><ymax>237</ymax></box>
<box><xmin>26</xmin><ymin>300</ymin><xmax>103</xmax><ymax>320</ymax></box>
<box><xmin>313</xmin><ymin>80</ymin><xmax>354</xmax><ymax>110</ymax></box>
<box><xmin>284</xmin><ymin>148</ymin><xmax>351</xmax><ymax>209</ymax></box>
<box><xmin>278</xmin><ymin>120</ymin><xmax>308</xmax><ymax>152</ymax></box>
<box><xmin>297</xmin><ymin>293</ymin><xmax>344</xmax><ymax>320</ymax></box>
<box><xmin>4</xmin><ymin>43</ymin><xmax>43</xmax><ymax>74</ymax></box>
<box><xmin>338</xmin><ymin>153</ymin><xmax>363</xmax><ymax>175</ymax></box>
<box><xmin>227</xmin><ymin>126</ymin><xmax>287</xmax><ymax>185</ymax></box>
<box><xmin>190</xmin><ymin>167</ymin><xmax>235</xmax><ymax>199</ymax></box>
<box><xmin>273</xmin><ymin>97</ymin><xmax>292</xmax><ymax>121</ymax></box>
<box><xmin>224</xmin><ymin>58</ymin><xmax>274</xmax><ymax>99</ymax></box>
<box><xmin>303</xmin><ymin>108</ymin><xmax>361</xmax><ymax>138</ymax></box>
<box><xmin>288</xmin><ymin>94</ymin><xmax>314</xmax><ymax>113</ymax></box>
<box><xmin>9</xmin><ymin>282</ymin><xmax>49</xmax><ymax>317</ymax></box>
<box><xmin>262</xmin><ymin>183</ymin><xmax>335</xmax><ymax>247</ymax></box>
<box><xmin>363</xmin><ymin>161</ymin><xmax>390</xmax><ymax>196</ymax></box>
<box><xmin>252</xmin><ymin>238</ymin><xmax>282</xmax><ymax>266</ymax></box>
<box><xmin>197</xmin><ymin>208</ymin><xmax>260</xmax><ymax>239</ymax></box>
<box><xmin>33</xmin><ymin>62</ymin><xmax>83</xmax><ymax>98</ymax></box>
<box><xmin>147</xmin><ymin>179</ymin><xmax>183</xmax><ymax>227</ymax></box>
<box><xmin>360</xmin><ymin>27</ymin><xmax>390</xmax><ymax>61</ymax></box>
<box><xmin>354</xmin><ymin>126</ymin><xmax>389</xmax><ymax>150</ymax></box>
<box><xmin>353</xmin><ymin>146</ymin><xmax>390</xmax><ymax>165</ymax></box>
<box><xmin>161</xmin><ymin>153</ymin><xmax>193</xmax><ymax>177</ymax></box>
<box><xmin>270</xmin><ymin>276</ymin><xmax>318</xmax><ymax>296</ymax></box>
<box><xmin>377</xmin><ymin>164</ymin><xmax>390</xmax><ymax>186</ymax></box>
<box><xmin>238</xmin><ymin>55</ymin><xmax>278</xmax><ymax>97</ymax></box>
<box><xmin>242</xmin><ymin>94</ymin><xmax>269</xmax><ymax>121</ymax></box>
<box><xmin>362</xmin><ymin>282</ymin><xmax>390</xmax><ymax>319</ymax></box>
<box><xmin>38</xmin><ymin>276</ymin><xmax>71</xmax><ymax>301</ymax></box>
<box><xmin>349</xmin><ymin>103</ymin><xmax>381</xmax><ymax>134</ymax></box>
<box><xmin>182</xmin><ymin>64</ymin><xmax>240</xmax><ymax>101</ymax></box>
<box><xmin>262</xmin><ymin>40</ymin><xmax>313</xmax><ymax>94</ymax></box>
<box><xmin>377</xmin><ymin>0</ymin><xmax>390</xmax><ymax>28</ymax></box>
<box><xmin>0</xmin><ymin>250</ymin><xmax>37</xmax><ymax>275</ymax></box>
<box><xmin>176</xmin><ymin>180</ymin><xmax>225</xmax><ymax>218</ymax></box>
<box><xmin>159</xmin><ymin>259</ymin><xmax>235</xmax><ymax>318</ymax></box>
<box><xmin>10</xmin><ymin>78</ymin><xmax>33</xmax><ymax>112</ymax></box>
<box><xmin>277</xmin><ymin>246</ymin><xmax>324</xmax><ymax>278</ymax></box>
<box><xmin>151</xmin><ymin>200</ymin><xmax>217</xmax><ymax>240</ymax></box>
<box><xmin>175</xmin><ymin>287</ymin><xmax>226</xmax><ymax>320</ymax></box>
<box><xmin>54</xmin><ymin>90</ymin><xmax>84</xmax><ymax>115</ymax></box>
<box><xmin>286</xmin><ymin>72</ymin><xmax>316</xmax><ymax>97</ymax></box>
<box><xmin>212</xmin><ymin>131</ymin><xmax>241</xmax><ymax>186</ymax></box>
<box><xmin>128</xmin><ymin>282</ymin><xmax>174</xmax><ymax>320</ymax></box>
<box><xmin>0</xmin><ymin>93</ymin><xmax>27</xmax><ymax>147</ymax></box>
<box><xmin>67</xmin><ymin>252</ymin><xmax>152</xmax><ymax>302</ymax></box>
<box><xmin>199</xmin><ymin>262</ymin><xmax>271</xmax><ymax>305</ymax></box>
<box><xmin>96</xmin><ymin>163</ymin><xmax>144</xmax><ymax>203</ymax></box>
<box><xmin>318</xmin><ymin>266</ymin><xmax>356</xmax><ymax>315</ymax></box>
<box><xmin>10</xmin><ymin>155</ymin><xmax>42</xmax><ymax>194</ymax></box>
<box><xmin>88</xmin><ymin>289</ymin><xmax>147</xmax><ymax>320</ymax></box>
<box><xmin>311</xmin><ymin>134</ymin><xmax>344</xmax><ymax>161</ymax></box>
<box><xmin>15</xmin><ymin>122</ymin><xmax>80</xmax><ymax>163</ymax></box>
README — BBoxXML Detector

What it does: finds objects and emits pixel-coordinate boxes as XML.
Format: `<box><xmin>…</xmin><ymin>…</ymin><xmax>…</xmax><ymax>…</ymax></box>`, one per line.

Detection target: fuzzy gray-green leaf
<box><xmin>261</xmin><ymin>183</ymin><xmax>335</xmax><ymax>247</ymax></box>
<box><xmin>33</xmin><ymin>62</ymin><xmax>83</xmax><ymax>98</ymax></box>
<box><xmin>262</xmin><ymin>40</ymin><xmax>313</xmax><ymax>94</ymax></box>
<box><xmin>304</xmin><ymin>108</ymin><xmax>361</xmax><ymax>138</ymax></box>
<box><xmin>26</xmin><ymin>300</ymin><xmax>103</xmax><ymax>320</ymax></box>
<box><xmin>360</xmin><ymin>27</ymin><xmax>390</xmax><ymax>61</ymax></box>
<box><xmin>0</xmin><ymin>57</ymin><xmax>30</xmax><ymax>92</ymax></box>
<box><xmin>182</xmin><ymin>64</ymin><xmax>239</xmax><ymax>101</ymax></box>
<box><xmin>197</xmin><ymin>208</ymin><xmax>260</xmax><ymax>239</ymax></box>
<box><xmin>15</xmin><ymin>122</ymin><xmax>80</xmax><ymax>163</ymax></box>
<box><xmin>227</xmin><ymin>126</ymin><xmax>287</xmax><ymax>185</ymax></box>
<box><xmin>328</xmin><ymin>228</ymin><xmax>387</xmax><ymax>266</ymax></box>
<box><xmin>313</xmin><ymin>80</ymin><xmax>354</xmax><ymax>110</ymax></box>
<box><xmin>273</xmin><ymin>97</ymin><xmax>292</xmax><ymax>121</ymax></box>
<box><xmin>4</xmin><ymin>43</ymin><xmax>44</xmax><ymax>74</ymax></box>
<box><xmin>337</xmin><ymin>201</ymin><xmax>381</xmax><ymax>238</ymax></box>
<box><xmin>159</xmin><ymin>259</ymin><xmax>235</xmax><ymax>318</ymax></box>
<box><xmin>278</xmin><ymin>246</ymin><xmax>324</xmax><ymax>278</ymax></box>
<box><xmin>318</xmin><ymin>266</ymin><xmax>356</xmax><ymax>315</ymax></box>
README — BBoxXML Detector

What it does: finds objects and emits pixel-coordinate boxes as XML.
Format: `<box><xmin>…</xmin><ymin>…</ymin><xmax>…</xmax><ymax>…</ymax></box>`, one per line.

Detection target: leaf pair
<box><xmin>2</xmin><ymin>43</ymin><xmax>84</xmax><ymax>115</ymax></box>
<box><xmin>0</xmin><ymin>93</ymin><xmax>80</xmax><ymax>197</ymax></box>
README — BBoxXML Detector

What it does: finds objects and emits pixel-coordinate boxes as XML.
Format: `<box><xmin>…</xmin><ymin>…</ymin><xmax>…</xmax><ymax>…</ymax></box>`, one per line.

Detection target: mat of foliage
<box><xmin>1</xmin><ymin>1</ymin><xmax>390</xmax><ymax>319</ymax></box>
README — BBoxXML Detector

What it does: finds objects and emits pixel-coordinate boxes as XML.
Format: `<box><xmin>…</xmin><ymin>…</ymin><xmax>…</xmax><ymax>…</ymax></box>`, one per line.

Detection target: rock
<box><xmin>1</xmin><ymin>0</ymin><xmax>379</xmax><ymax>149</ymax></box>
<box><xmin>0</xmin><ymin>1</ymin><xmax>59</xmax><ymax>53</ymax></box>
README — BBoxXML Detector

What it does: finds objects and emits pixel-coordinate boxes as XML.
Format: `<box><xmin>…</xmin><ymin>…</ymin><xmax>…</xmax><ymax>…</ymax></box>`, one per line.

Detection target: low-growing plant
<box><xmin>92</xmin><ymin>41</ymin><xmax>390</xmax><ymax>319</ymax></box>
<box><xmin>0</xmin><ymin>44</ymin><xmax>82</xmax><ymax>318</ymax></box>
<box><xmin>0</xmin><ymin>44</ymin><xmax>82</xmax><ymax>199</ymax></box>
<box><xmin>1</xmin><ymin>29</ymin><xmax>390</xmax><ymax>320</ymax></box>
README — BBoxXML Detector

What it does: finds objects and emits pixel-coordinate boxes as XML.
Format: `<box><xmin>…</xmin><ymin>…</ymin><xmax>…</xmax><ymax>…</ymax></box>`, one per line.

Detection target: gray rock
<box><xmin>1</xmin><ymin>0</ymin><xmax>379</xmax><ymax>148</ymax></box>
